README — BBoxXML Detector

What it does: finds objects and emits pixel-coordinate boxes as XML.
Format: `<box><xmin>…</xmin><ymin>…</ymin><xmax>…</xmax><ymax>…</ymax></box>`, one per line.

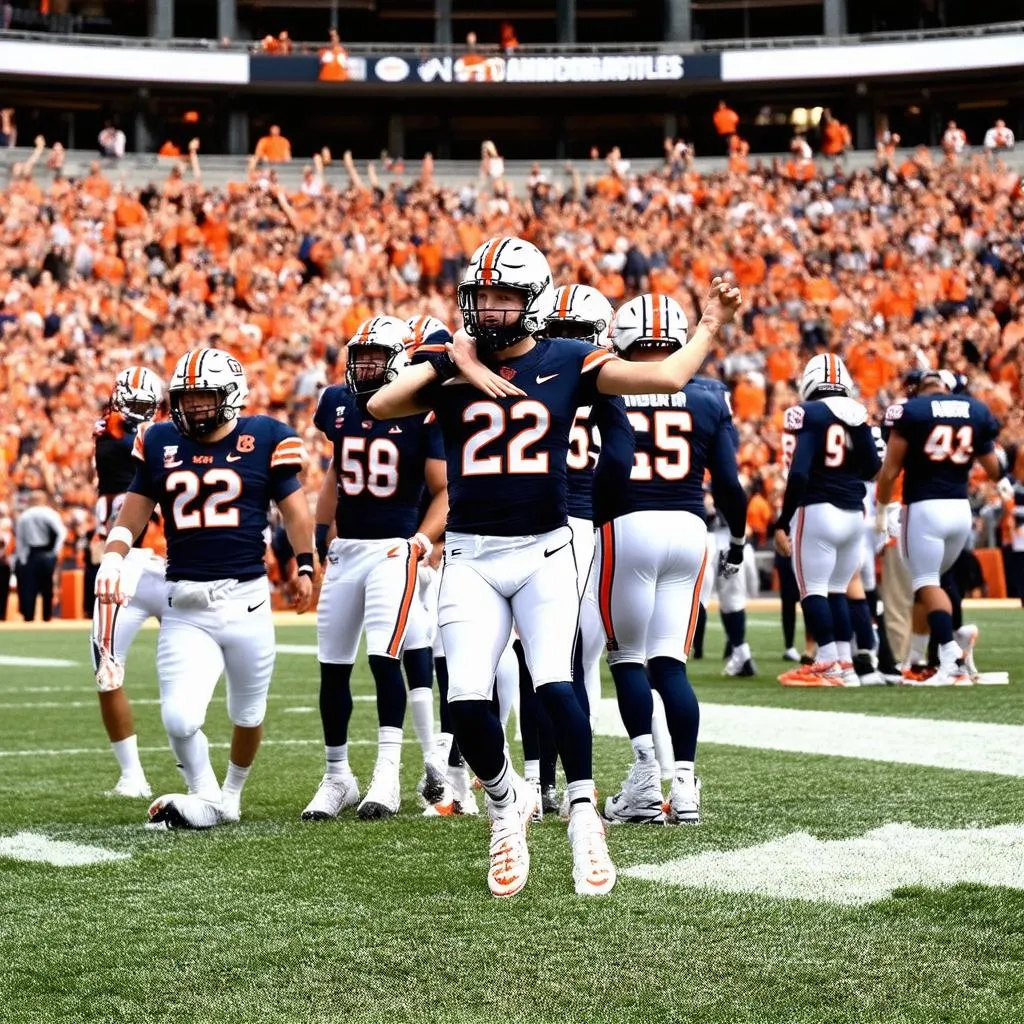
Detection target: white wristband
<box><xmin>729</xmin><ymin>535</ymin><xmax>746</xmax><ymax>547</ymax></box>
<box><xmin>412</xmin><ymin>532</ymin><xmax>431</xmax><ymax>554</ymax></box>
<box><xmin>107</xmin><ymin>526</ymin><xmax>134</xmax><ymax>550</ymax></box>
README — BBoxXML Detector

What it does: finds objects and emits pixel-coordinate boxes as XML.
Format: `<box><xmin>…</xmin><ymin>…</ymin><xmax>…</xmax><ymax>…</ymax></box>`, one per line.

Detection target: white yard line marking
<box><xmin>0</xmin><ymin>738</ymin><xmax>375</xmax><ymax>758</ymax></box>
<box><xmin>624</xmin><ymin>823</ymin><xmax>1024</xmax><ymax>906</ymax></box>
<box><xmin>0</xmin><ymin>656</ymin><xmax>79</xmax><ymax>668</ymax></box>
<box><xmin>0</xmin><ymin>694</ymin><xmax>376</xmax><ymax>710</ymax></box>
<box><xmin>0</xmin><ymin>831</ymin><xmax>131</xmax><ymax>867</ymax></box>
<box><xmin>595</xmin><ymin>699</ymin><xmax>1024</xmax><ymax>777</ymax></box>
<box><xmin>283</xmin><ymin>706</ymin><xmax>316</xmax><ymax>713</ymax></box>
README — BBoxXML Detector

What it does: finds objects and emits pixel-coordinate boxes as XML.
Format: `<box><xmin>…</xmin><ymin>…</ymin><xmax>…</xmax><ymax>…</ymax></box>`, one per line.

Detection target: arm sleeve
<box><xmin>127</xmin><ymin>460</ymin><xmax>160</xmax><ymax>501</ymax></box>
<box><xmin>777</xmin><ymin>431</ymin><xmax>815</xmax><ymax>533</ymax></box>
<box><xmin>424</xmin><ymin>415</ymin><xmax>445</xmax><ymax>460</ymax></box>
<box><xmin>708</xmin><ymin>419</ymin><xmax>748</xmax><ymax>540</ymax></box>
<box><xmin>590</xmin><ymin>396</ymin><xmax>635</xmax><ymax>527</ymax></box>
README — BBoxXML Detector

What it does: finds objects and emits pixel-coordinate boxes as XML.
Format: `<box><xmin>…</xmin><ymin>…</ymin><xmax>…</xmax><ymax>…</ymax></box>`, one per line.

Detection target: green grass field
<box><xmin>1</xmin><ymin>611</ymin><xmax>1023</xmax><ymax>1024</ymax></box>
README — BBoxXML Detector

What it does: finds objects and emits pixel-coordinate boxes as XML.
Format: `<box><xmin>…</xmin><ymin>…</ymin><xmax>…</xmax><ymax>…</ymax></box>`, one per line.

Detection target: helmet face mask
<box><xmin>459</xmin><ymin>283</ymin><xmax>533</xmax><ymax>354</ymax></box>
<box><xmin>542</xmin><ymin>284</ymin><xmax>613</xmax><ymax>346</ymax></box>
<box><xmin>168</xmin><ymin>349</ymin><xmax>248</xmax><ymax>440</ymax></box>
<box><xmin>112</xmin><ymin>367</ymin><xmax>162</xmax><ymax>425</ymax></box>
<box><xmin>540</xmin><ymin>319</ymin><xmax>601</xmax><ymax>342</ymax></box>
<box><xmin>609</xmin><ymin>293</ymin><xmax>688</xmax><ymax>358</ymax></box>
<box><xmin>170</xmin><ymin>385</ymin><xmax>239</xmax><ymax>438</ymax></box>
<box><xmin>114</xmin><ymin>392</ymin><xmax>158</xmax><ymax>424</ymax></box>
<box><xmin>346</xmin><ymin>341</ymin><xmax>405</xmax><ymax>396</ymax></box>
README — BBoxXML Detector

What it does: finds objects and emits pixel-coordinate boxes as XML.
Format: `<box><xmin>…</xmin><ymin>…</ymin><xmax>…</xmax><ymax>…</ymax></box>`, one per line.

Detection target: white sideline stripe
<box><xmin>0</xmin><ymin>694</ymin><xmax>376</xmax><ymax>710</ymax></box>
<box><xmin>624</xmin><ymin>823</ymin><xmax>1024</xmax><ymax>906</ymax></box>
<box><xmin>595</xmin><ymin>699</ymin><xmax>1024</xmax><ymax>777</ymax></box>
<box><xmin>0</xmin><ymin>656</ymin><xmax>79</xmax><ymax>668</ymax></box>
<box><xmin>283</xmin><ymin>706</ymin><xmax>316</xmax><ymax>713</ymax></box>
<box><xmin>275</xmin><ymin>644</ymin><xmax>319</xmax><ymax>655</ymax></box>
<box><xmin>0</xmin><ymin>831</ymin><xmax>131</xmax><ymax>867</ymax></box>
<box><xmin>0</xmin><ymin>738</ymin><xmax>374</xmax><ymax>758</ymax></box>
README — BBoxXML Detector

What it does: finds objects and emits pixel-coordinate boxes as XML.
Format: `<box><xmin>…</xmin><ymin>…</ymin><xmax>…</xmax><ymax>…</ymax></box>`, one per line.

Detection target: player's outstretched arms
<box><xmin>448</xmin><ymin>330</ymin><xmax>527</xmax><ymax>400</ymax></box>
<box><xmin>368</xmin><ymin>362</ymin><xmax>438</xmax><ymax>420</ymax></box>
<box><xmin>96</xmin><ymin>492</ymin><xmax>157</xmax><ymax>606</ymax></box>
<box><xmin>597</xmin><ymin>278</ymin><xmax>741</xmax><ymax>396</ymax></box>
<box><xmin>278</xmin><ymin>489</ymin><xmax>315</xmax><ymax>614</ymax></box>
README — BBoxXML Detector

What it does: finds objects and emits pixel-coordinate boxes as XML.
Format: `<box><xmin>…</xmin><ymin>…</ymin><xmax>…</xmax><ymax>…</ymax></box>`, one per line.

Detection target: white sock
<box><xmin>407</xmin><ymin>688</ymin><xmax>435</xmax><ymax>758</ymax></box>
<box><xmin>111</xmin><ymin>735</ymin><xmax>144</xmax><ymax>777</ymax></box>
<box><xmin>630</xmin><ymin>733</ymin><xmax>656</xmax><ymax>761</ymax></box>
<box><xmin>566</xmin><ymin>779</ymin><xmax>596</xmax><ymax>810</ymax></box>
<box><xmin>818</xmin><ymin>641</ymin><xmax>839</xmax><ymax>665</ymax></box>
<box><xmin>168</xmin><ymin>729</ymin><xmax>219</xmax><ymax>800</ymax></box>
<box><xmin>651</xmin><ymin>691</ymin><xmax>675</xmax><ymax>781</ymax></box>
<box><xmin>909</xmin><ymin>632</ymin><xmax>929</xmax><ymax>664</ymax></box>
<box><xmin>939</xmin><ymin>640</ymin><xmax>962</xmax><ymax>671</ymax></box>
<box><xmin>325</xmin><ymin>744</ymin><xmax>349</xmax><ymax>776</ymax></box>
<box><xmin>433</xmin><ymin>731</ymin><xmax>454</xmax><ymax>763</ymax></box>
<box><xmin>481</xmin><ymin>757</ymin><xmax>514</xmax><ymax>809</ymax></box>
<box><xmin>523</xmin><ymin>758</ymin><xmax>540</xmax><ymax>783</ymax></box>
<box><xmin>222</xmin><ymin>760</ymin><xmax>251</xmax><ymax>799</ymax></box>
<box><xmin>837</xmin><ymin>640</ymin><xmax>852</xmax><ymax>664</ymax></box>
<box><xmin>736</xmin><ymin>642</ymin><xmax>751</xmax><ymax>661</ymax></box>
<box><xmin>674</xmin><ymin>760</ymin><xmax>695</xmax><ymax>784</ymax></box>
<box><xmin>376</xmin><ymin>726</ymin><xmax>403</xmax><ymax>772</ymax></box>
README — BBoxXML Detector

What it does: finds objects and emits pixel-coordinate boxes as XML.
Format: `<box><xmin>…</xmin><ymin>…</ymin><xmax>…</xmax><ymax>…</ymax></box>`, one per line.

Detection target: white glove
<box><xmin>409</xmin><ymin>532</ymin><xmax>431</xmax><ymax>561</ymax></box>
<box><xmin>886</xmin><ymin>502</ymin><xmax>902</xmax><ymax>541</ymax></box>
<box><xmin>95</xmin><ymin>552</ymin><xmax>136</xmax><ymax>607</ymax></box>
<box><xmin>996</xmin><ymin>477</ymin><xmax>1015</xmax><ymax>502</ymax></box>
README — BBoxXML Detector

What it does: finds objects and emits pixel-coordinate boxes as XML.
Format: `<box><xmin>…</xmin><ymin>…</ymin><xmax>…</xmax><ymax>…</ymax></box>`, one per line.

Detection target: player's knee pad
<box><xmin>161</xmin><ymin>702</ymin><xmax>206</xmax><ymax>739</ymax></box>
<box><xmin>226</xmin><ymin>692</ymin><xmax>267</xmax><ymax>729</ymax></box>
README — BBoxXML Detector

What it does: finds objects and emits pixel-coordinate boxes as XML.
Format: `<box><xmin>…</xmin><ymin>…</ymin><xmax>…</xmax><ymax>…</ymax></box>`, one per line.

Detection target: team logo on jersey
<box><xmin>388</xmin><ymin>425</ymin><xmax>403</xmax><ymax>435</ymax></box>
<box><xmin>784</xmin><ymin>406</ymin><xmax>805</xmax><ymax>431</ymax></box>
<box><xmin>885</xmin><ymin>403</ymin><xmax>904</xmax><ymax>423</ymax></box>
<box><xmin>363</xmin><ymin>420</ymin><xmax>373</xmax><ymax>430</ymax></box>
<box><xmin>236</xmin><ymin>434</ymin><xmax>256</xmax><ymax>453</ymax></box>
<box><xmin>163</xmin><ymin>446</ymin><xmax>182</xmax><ymax>468</ymax></box>
<box><xmin>499</xmin><ymin>366</ymin><xmax>517</xmax><ymax>381</ymax></box>
<box><xmin>334</xmin><ymin>405</ymin><xmax>346</xmax><ymax>429</ymax></box>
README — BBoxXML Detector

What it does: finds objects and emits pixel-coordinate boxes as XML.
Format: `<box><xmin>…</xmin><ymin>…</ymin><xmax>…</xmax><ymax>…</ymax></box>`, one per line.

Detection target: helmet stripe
<box><xmin>480</xmin><ymin>237</ymin><xmax>503</xmax><ymax>285</ymax></box>
<box><xmin>557</xmin><ymin>285</ymin><xmax>573</xmax><ymax>318</ymax></box>
<box><xmin>130</xmin><ymin>367</ymin><xmax>142</xmax><ymax>389</ymax></box>
<box><xmin>186</xmin><ymin>350</ymin><xmax>201</xmax><ymax>387</ymax></box>
<box><xmin>652</xmin><ymin>294</ymin><xmax>662</xmax><ymax>339</ymax></box>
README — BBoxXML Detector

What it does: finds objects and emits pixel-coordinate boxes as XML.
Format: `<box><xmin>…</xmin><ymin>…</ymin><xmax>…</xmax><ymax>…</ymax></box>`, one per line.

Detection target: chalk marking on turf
<box><xmin>0</xmin><ymin>694</ymin><xmax>377</xmax><ymax>709</ymax></box>
<box><xmin>624</xmin><ymin>822</ymin><xmax>1024</xmax><ymax>906</ymax></box>
<box><xmin>0</xmin><ymin>831</ymin><xmax>131</xmax><ymax>867</ymax></box>
<box><xmin>595</xmin><ymin>699</ymin><xmax>1024</xmax><ymax>777</ymax></box>
<box><xmin>283</xmin><ymin>706</ymin><xmax>316</xmax><ymax>713</ymax></box>
<box><xmin>0</xmin><ymin>738</ymin><xmax>375</xmax><ymax>758</ymax></box>
<box><xmin>0</xmin><ymin>655</ymin><xmax>79</xmax><ymax>668</ymax></box>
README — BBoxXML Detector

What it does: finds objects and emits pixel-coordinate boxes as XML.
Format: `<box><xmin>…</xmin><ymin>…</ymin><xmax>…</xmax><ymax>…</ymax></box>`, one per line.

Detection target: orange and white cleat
<box><xmin>486</xmin><ymin>778</ymin><xmax>533</xmax><ymax>898</ymax></box>
<box><xmin>778</xmin><ymin>661</ymin><xmax>844</xmax><ymax>687</ymax></box>
<box><xmin>568</xmin><ymin>801</ymin><xmax>617</xmax><ymax>896</ymax></box>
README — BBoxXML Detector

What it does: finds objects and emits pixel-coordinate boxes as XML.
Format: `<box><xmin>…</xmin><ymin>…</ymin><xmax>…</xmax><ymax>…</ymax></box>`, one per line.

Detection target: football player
<box><xmin>304</xmin><ymin>316</ymin><xmax>449</xmax><ymax>822</ymax></box>
<box><xmin>877</xmin><ymin>369</ymin><xmax>1004</xmax><ymax>686</ymax></box>
<box><xmin>91</xmin><ymin>366</ymin><xmax>166</xmax><ymax>798</ymax></box>
<box><xmin>96</xmin><ymin>348</ymin><xmax>315</xmax><ymax>829</ymax></box>
<box><xmin>598</xmin><ymin>294</ymin><xmax>748</xmax><ymax>825</ymax></box>
<box><xmin>368</xmin><ymin>235</ymin><xmax>740</xmax><ymax>898</ymax></box>
<box><xmin>775</xmin><ymin>354</ymin><xmax>881</xmax><ymax>686</ymax></box>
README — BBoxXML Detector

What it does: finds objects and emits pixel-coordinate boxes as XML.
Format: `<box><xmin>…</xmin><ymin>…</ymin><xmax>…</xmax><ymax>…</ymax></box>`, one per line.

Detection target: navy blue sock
<box><xmin>944</xmin><ymin>574</ymin><xmax>963</xmax><ymax>630</ymax></box>
<box><xmin>849</xmin><ymin>598</ymin><xmax>874</xmax><ymax>651</ymax></box>
<box><xmin>828</xmin><ymin>593</ymin><xmax>853</xmax><ymax>646</ymax></box>
<box><xmin>318</xmin><ymin>662</ymin><xmax>354</xmax><ymax>747</ymax></box>
<box><xmin>721</xmin><ymin>610</ymin><xmax>746</xmax><ymax>649</ymax></box>
<box><xmin>648</xmin><ymin>656</ymin><xmax>700</xmax><ymax>762</ymax></box>
<box><xmin>447</xmin><ymin>698</ymin><xmax>506</xmax><ymax>782</ymax></box>
<box><xmin>801</xmin><ymin>595</ymin><xmax>834</xmax><ymax>648</ymax></box>
<box><xmin>536</xmin><ymin>681</ymin><xmax>592</xmax><ymax>784</ymax></box>
<box><xmin>927</xmin><ymin>608</ymin><xmax>955</xmax><ymax>646</ymax></box>
<box><xmin>691</xmin><ymin>605</ymin><xmax>707</xmax><ymax>659</ymax></box>
<box><xmin>609</xmin><ymin>662</ymin><xmax>654</xmax><ymax>739</ymax></box>
<box><xmin>403</xmin><ymin>647</ymin><xmax>433</xmax><ymax>692</ymax></box>
<box><xmin>434</xmin><ymin>656</ymin><xmax>452</xmax><ymax>733</ymax></box>
<box><xmin>571</xmin><ymin>631</ymin><xmax>589</xmax><ymax>719</ymax></box>
<box><xmin>515</xmin><ymin>638</ymin><xmax>539</xmax><ymax>762</ymax></box>
<box><xmin>368</xmin><ymin>654</ymin><xmax>407</xmax><ymax>730</ymax></box>
<box><xmin>539</xmin><ymin>712</ymin><xmax>558</xmax><ymax>790</ymax></box>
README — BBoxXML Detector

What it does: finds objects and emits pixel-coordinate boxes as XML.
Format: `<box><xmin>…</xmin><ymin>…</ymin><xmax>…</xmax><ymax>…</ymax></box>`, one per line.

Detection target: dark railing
<box><xmin>0</xmin><ymin>19</ymin><xmax>1021</xmax><ymax>55</ymax></box>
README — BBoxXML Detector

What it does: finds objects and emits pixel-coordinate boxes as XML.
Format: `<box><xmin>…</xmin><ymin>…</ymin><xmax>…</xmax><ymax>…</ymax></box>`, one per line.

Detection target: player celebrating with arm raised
<box><xmin>96</xmin><ymin>349</ymin><xmax>315</xmax><ymax>829</ymax></box>
<box><xmin>597</xmin><ymin>294</ymin><xmax>749</xmax><ymax>826</ymax></box>
<box><xmin>877</xmin><ymin>369</ymin><xmax>1005</xmax><ymax>686</ymax></box>
<box><xmin>367</xmin><ymin>235</ymin><xmax>740</xmax><ymax>898</ymax></box>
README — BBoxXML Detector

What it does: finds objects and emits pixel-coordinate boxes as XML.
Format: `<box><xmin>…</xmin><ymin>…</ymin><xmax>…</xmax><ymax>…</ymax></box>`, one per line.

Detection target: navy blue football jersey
<box><xmin>782</xmin><ymin>399</ymin><xmax>880</xmax><ymax>513</ymax></box>
<box><xmin>618</xmin><ymin>383</ymin><xmax>739</xmax><ymax>520</ymax></box>
<box><xmin>884</xmin><ymin>393</ymin><xmax>999</xmax><ymax>503</ymax></box>
<box><xmin>413</xmin><ymin>339</ymin><xmax>615</xmax><ymax>535</ymax></box>
<box><xmin>95</xmin><ymin>412</ymin><xmax>155</xmax><ymax>546</ymax></box>
<box><xmin>690</xmin><ymin>376</ymin><xmax>740</xmax><ymax>446</ymax></box>
<box><xmin>314</xmin><ymin>383</ymin><xmax>444</xmax><ymax>540</ymax></box>
<box><xmin>566</xmin><ymin>396</ymin><xmax>634</xmax><ymax>522</ymax></box>
<box><xmin>129</xmin><ymin>415</ymin><xmax>304</xmax><ymax>582</ymax></box>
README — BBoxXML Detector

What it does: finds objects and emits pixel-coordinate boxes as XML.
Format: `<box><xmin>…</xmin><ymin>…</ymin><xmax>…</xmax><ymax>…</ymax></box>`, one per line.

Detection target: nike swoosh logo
<box><xmin>226</xmin><ymin>453</ymin><xmax>242</xmax><ymax>462</ymax></box>
<box><xmin>247</xmin><ymin>600</ymin><xmax>266</xmax><ymax>613</ymax></box>
<box><xmin>536</xmin><ymin>373</ymin><xmax>559</xmax><ymax>384</ymax></box>
<box><xmin>544</xmin><ymin>542</ymin><xmax>569</xmax><ymax>558</ymax></box>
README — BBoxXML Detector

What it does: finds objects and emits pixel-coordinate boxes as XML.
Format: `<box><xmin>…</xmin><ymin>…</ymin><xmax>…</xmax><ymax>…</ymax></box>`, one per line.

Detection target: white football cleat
<box><xmin>568</xmin><ymin>801</ymin><xmax>617</xmax><ymax>896</ymax></box>
<box><xmin>301</xmin><ymin>771</ymin><xmax>361</xmax><ymax>821</ymax></box>
<box><xmin>667</xmin><ymin>774</ymin><xmax>702</xmax><ymax>825</ymax></box>
<box><xmin>486</xmin><ymin>777</ymin><xmax>533</xmax><ymax>898</ymax></box>
<box><xmin>357</xmin><ymin>766</ymin><xmax>401</xmax><ymax>820</ymax></box>
<box><xmin>220</xmin><ymin>791</ymin><xmax>241</xmax><ymax>824</ymax></box>
<box><xmin>448</xmin><ymin>762</ymin><xmax>479</xmax><ymax>816</ymax></box>
<box><xmin>723</xmin><ymin>644</ymin><xmax>757</xmax><ymax>677</ymax></box>
<box><xmin>420</xmin><ymin>757</ymin><xmax>448</xmax><ymax>807</ymax></box>
<box><xmin>839</xmin><ymin>663</ymin><xmax>861</xmax><ymax>687</ymax></box>
<box><xmin>954</xmin><ymin>624</ymin><xmax>980</xmax><ymax>680</ymax></box>
<box><xmin>603</xmin><ymin>758</ymin><xmax>666</xmax><ymax>824</ymax></box>
<box><xmin>147</xmin><ymin>792</ymin><xmax>224</xmax><ymax>830</ymax></box>
<box><xmin>107</xmin><ymin>773</ymin><xmax>152</xmax><ymax>799</ymax></box>
<box><xmin>783</xmin><ymin>647</ymin><xmax>802</xmax><ymax>663</ymax></box>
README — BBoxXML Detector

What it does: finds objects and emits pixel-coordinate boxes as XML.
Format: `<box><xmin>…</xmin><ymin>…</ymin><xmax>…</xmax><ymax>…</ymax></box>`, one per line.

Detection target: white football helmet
<box><xmin>458</xmin><ymin>236</ymin><xmax>556</xmax><ymax>353</ymax></box>
<box><xmin>609</xmin><ymin>293</ymin><xmax>688</xmax><ymax>355</ymax></box>
<box><xmin>111</xmin><ymin>366</ymin><xmax>163</xmax><ymax>425</ymax></box>
<box><xmin>405</xmin><ymin>314</ymin><xmax>451</xmax><ymax>354</ymax></box>
<box><xmin>543</xmin><ymin>285</ymin><xmax>613</xmax><ymax>347</ymax></box>
<box><xmin>799</xmin><ymin>353</ymin><xmax>852</xmax><ymax>400</ymax></box>
<box><xmin>346</xmin><ymin>316</ymin><xmax>411</xmax><ymax>396</ymax></box>
<box><xmin>168</xmin><ymin>348</ymin><xmax>249</xmax><ymax>438</ymax></box>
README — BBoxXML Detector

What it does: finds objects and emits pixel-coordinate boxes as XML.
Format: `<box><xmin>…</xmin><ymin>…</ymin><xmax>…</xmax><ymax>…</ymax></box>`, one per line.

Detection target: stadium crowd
<box><xmin>0</xmin><ymin>134</ymin><xmax>1023</xmax><ymax>612</ymax></box>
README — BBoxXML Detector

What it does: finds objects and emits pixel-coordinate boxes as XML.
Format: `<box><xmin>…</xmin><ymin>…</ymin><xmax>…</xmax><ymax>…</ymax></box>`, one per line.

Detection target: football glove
<box><xmin>718</xmin><ymin>542</ymin><xmax>744</xmax><ymax>580</ymax></box>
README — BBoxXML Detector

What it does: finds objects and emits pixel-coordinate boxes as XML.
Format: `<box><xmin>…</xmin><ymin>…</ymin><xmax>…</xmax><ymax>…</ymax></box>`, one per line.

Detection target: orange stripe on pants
<box><xmin>387</xmin><ymin>546</ymin><xmax>420</xmax><ymax>657</ymax></box>
<box><xmin>793</xmin><ymin>508</ymin><xmax>807</xmax><ymax>598</ymax></box>
<box><xmin>597</xmin><ymin>521</ymin><xmax>617</xmax><ymax>649</ymax></box>
<box><xmin>684</xmin><ymin>549</ymin><xmax>709</xmax><ymax>656</ymax></box>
